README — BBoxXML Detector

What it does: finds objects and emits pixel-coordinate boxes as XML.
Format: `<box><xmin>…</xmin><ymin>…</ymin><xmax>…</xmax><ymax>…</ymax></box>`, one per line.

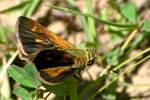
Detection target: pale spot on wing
<box><xmin>35</xmin><ymin>39</ymin><xmax>49</xmax><ymax>46</ymax></box>
<box><xmin>31</xmin><ymin>26</ymin><xmax>37</xmax><ymax>32</ymax></box>
<box><xmin>35</xmin><ymin>39</ymin><xmax>43</xmax><ymax>43</ymax></box>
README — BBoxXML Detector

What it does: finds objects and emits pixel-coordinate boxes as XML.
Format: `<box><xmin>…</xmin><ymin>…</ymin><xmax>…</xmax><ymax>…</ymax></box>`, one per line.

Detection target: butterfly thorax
<box><xmin>64</xmin><ymin>49</ymin><xmax>89</xmax><ymax>68</ymax></box>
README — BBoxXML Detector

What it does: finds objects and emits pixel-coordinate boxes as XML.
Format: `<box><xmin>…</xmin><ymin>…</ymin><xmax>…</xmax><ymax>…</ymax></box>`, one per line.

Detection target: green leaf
<box><xmin>104</xmin><ymin>94</ymin><xmax>116</xmax><ymax>100</ymax></box>
<box><xmin>108</xmin><ymin>34</ymin><xmax>123</xmax><ymax>48</ymax></box>
<box><xmin>0</xmin><ymin>26</ymin><xmax>7</xmax><ymax>43</ymax></box>
<box><xmin>45</xmin><ymin>83</ymin><xmax>68</xmax><ymax>96</ymax></box>
<box><xmin>45</xmin><ymin>77</ymin><xmax>78</xmax><ymax>97</ymax></box>
<box><xmin>77</xmin><ymin>42</ymin><xmax>86</xmax><ymax>49</ymax></box>
<box><xmin>120</xmin><ymin>2</ymin><xmax>137</xmax><ymax>22</ymax></box>
<box><xmin>24</xmin><ymin>63</ymin><xmax>41</xmax><ymax>86</ymax></box>
<box><xmin>8</xmin><ymin>65</ymin><xmax>35</xmax><ymax>88</ymax></box>
<box><xmin>107</xmin><ymin>56</ymin><xmax>118</xmax><ymax>66</ymax></box>
<box><xmin>105</xmin><ymin>48</ymin><xmax>123</xmax><ymax>66</ymax></box>
<box><xmin>13</xmin><ymin>87</ymin><xmax>32</xmax><ymax>100</ymax></box>
<box><xmin>24</xmin><ymin>0</ymin><xmax>42</xmax><ymax>17</ymax></box>
<box><xmin>143</xmin><ymin>19</ymin><xmax>150</xmax><ymax>32</ymax></box>
<box><xmin>0</xmin><ymin>1</ymin><xmax>30</xmax><ymax>13</ymax></box>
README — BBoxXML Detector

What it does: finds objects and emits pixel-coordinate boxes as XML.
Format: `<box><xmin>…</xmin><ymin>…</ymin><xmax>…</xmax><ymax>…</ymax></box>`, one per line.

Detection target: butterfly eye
<box><xmin>87</xmin><ymin>59</ymin><xmax>95</xmax><ymax>66</ymax></box>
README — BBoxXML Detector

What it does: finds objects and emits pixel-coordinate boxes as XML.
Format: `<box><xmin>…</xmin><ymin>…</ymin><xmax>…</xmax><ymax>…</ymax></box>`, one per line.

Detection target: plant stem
<box><xmin>47</xmin><ymin>5</ymin><xmax>138</xmax><ymax>28</ymax></box>
<box><xmin>121</xmin><ymin>29</ymin><xmax>138</xmax><ymax>51</ymax></box>
<box><xmin>0</xmin><ymin>50</ymin><xmax>18</xmax><ymax>84</ymax></box>
<box><xmin>25</xmin><ymin>0</ymin><xmax>41</xmax><ymax>17</ymax></box>
<box><xmin>86</xmin><ymin>0</ymin><xmax>96</xmax><ymax>42</ymax></box>
<box><xmin>89</xmin><ymin>53</ymin><xmax>150</xmax><ymax>99</ymax></box>
<box><xmin>113</xmin><ymin>48</ymin><xmax>150</xmax><ymax>71</ymax></box>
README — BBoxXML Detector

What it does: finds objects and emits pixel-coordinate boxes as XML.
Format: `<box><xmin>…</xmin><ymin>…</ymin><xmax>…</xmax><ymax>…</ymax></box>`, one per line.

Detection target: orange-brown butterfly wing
<box><xmin>39</xmin><ymin>67</ymin><xmax>73</xmax><ymax>84</ymax></box>
<box><xmin>38</xmin><ymin>66</ymin><xmax>81</xmax><ymax>84</ymax></box>
<box><xmin>16</xmin><ymin>16</ymin><xmax>75</xmax><ymax>61</ymax></box>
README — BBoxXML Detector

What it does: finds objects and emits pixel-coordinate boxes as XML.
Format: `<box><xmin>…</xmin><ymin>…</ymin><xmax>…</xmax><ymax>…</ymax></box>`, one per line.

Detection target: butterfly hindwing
<box><xmin>39</xmin><ymin>67</ymin><xmax>79</xmax><ymax>84</ymax></box>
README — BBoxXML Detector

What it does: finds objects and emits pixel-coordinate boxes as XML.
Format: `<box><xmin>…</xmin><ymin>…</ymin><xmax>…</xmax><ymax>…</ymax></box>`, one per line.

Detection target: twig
<box><xmin>121</xmin><ymin>29</ymin><xmax>139</xmax><ymax>51</ymax></box>
<box><xmin>0</xmin><ymin>50</ymin><xmax>18</xmax><ymax>84</ymax></box>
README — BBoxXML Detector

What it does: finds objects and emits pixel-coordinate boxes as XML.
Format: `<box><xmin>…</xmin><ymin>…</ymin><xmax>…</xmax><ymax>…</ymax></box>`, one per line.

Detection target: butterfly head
<box><xmin>86</xmin><ymin>49</ymin><xmax>96</xmax><ymax>66</ymax></box>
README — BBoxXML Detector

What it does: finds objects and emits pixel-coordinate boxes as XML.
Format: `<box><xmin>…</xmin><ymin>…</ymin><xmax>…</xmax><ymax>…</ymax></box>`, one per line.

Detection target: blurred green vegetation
<box><xmin>0</xmin><ymin>0</ymin><xmax>150</xmax><ymax>100</ymax></box>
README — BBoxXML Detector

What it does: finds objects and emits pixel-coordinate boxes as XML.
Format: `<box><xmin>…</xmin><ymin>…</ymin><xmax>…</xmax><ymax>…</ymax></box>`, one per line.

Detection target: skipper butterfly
<box><xmin>16</xmin><ymin>16</ymin><xmax>95</xmax><ymax>84</ymax></box>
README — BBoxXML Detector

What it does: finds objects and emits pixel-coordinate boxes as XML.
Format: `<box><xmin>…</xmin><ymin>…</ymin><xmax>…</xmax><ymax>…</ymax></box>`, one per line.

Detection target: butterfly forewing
<box><xmin>16</xmin><ymin>16</ymin><xmax>75</xmax><ymax>59</ymax></box>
